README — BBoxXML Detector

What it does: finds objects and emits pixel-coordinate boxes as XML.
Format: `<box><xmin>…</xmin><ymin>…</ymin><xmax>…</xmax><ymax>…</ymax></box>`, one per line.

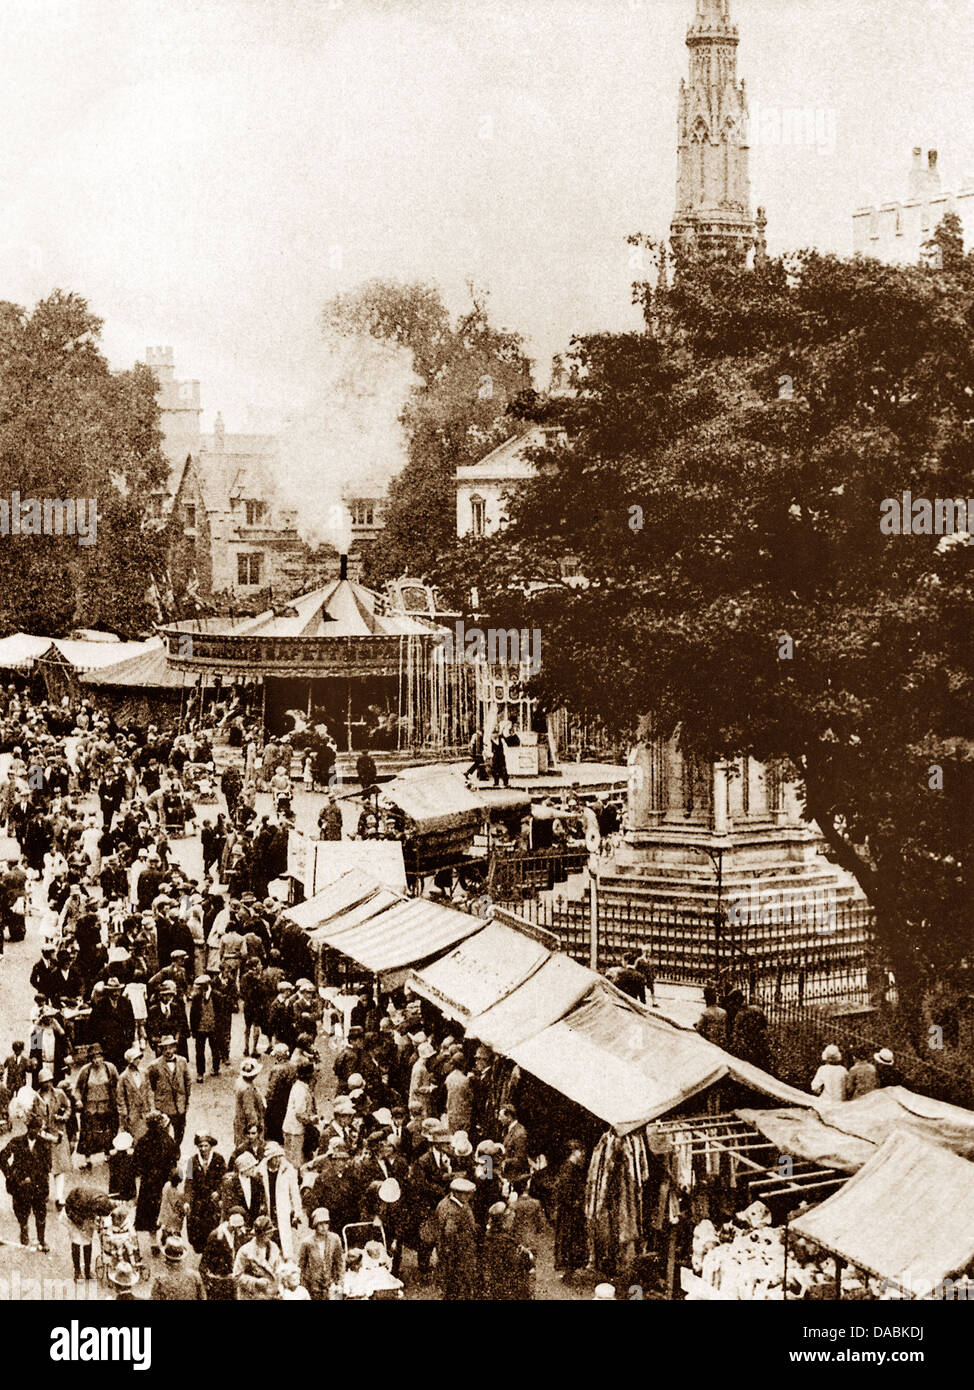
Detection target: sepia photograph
<box><xmin>0</xmin><ymin>0</ymin><xmax>971</xmax><ymax>1362</ymax></box>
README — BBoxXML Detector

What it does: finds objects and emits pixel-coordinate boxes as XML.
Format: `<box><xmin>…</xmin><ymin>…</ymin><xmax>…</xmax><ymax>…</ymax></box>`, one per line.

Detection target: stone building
<box><xmin>852</xmin><ymin>148</ymin><xmax>974</xmax><ymax>265</ymax></box>
<box><xmin>143</xmin><ymin>349</ymin><xmax>387</xmax><ymax>608</ymax></box>
<box><xmin>671</xmin><ymin>0</ymin><xmax>761</xmax><ymax>261</ymax></box>
<box><xmin>455</xmin><ymin>427</ymin><xmax>544</xmax><ymax>538</ymax></box>
<box><xmin>145</xmin><ymin>346</ymin><xmax>201</xmax><ymax>488</ymax></box>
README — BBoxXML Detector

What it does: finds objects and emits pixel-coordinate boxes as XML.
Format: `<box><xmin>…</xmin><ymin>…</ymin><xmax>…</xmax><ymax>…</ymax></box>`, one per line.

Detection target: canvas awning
<box><xmin>283</xmin><ymin>870</ymin><xmax>391</xmax><ymax>933</ymax></box>
<box><xmin>506</xmin><ymin>983</ymin><xmax>729</xmax><ymax>1134</ymax></box>
<box><xmin>382</xmin><ymin>766</ymin><xmax>529</xmax><ymax>835</ymax></box>
<box><xmin>813</xmin><ymin>1086</ymin><xmax>974</xmax><ymax>1161</ymax></box>
<box><xmin>80</xmin><ymin>639</ymin><xmax>186</xmax><ymax>688</ymax></box>
<box><xmin>468</xmin><ymin>953</ymin><xmax>596</xmax><ymax>1053</ymax></box>
<box><xmin>408</xmin><ymin>921</ymin><xmax>551</xmax><ymax>1023</ymax></box>
<box><xmin>791</xmin><ymin>1131</ymin><xmax>974</xmax><ymax>1298</ymax></box>
<box><xmin>306</xmin><ymin>889</ymin><xmax>403</xmax><ymax>943</ymax></box>
<box><xmin>39</xmin><ymin>637</ymin><xmax>158</xmax><ymax>673</ymax></box>
<box><xmin>0</xmin><ymin>633</ymin><xmax>52</xmax><ymax>670</ymax></box>
<box><xmin>0</xmin><ymin>632</ymin><xmax>157</xmax><ymax>674</ymax></box>
<box><xmin>495</xmin><ymin>979</ymin><xmax>808</xmax><ymax>1135</ymax></box>
<box><xmin>736</xmin><ymin>1106</ymin><xmax>877</xmax><ymax>1174</ymax></box>
<box><xmin>316</xmin><ymin>896</ymin><xmax>483</xmax><ymax>974</ymax></box>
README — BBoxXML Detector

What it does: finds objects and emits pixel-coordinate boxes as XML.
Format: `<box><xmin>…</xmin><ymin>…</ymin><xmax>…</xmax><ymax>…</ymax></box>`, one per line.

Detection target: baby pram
<box><xmin>183</xmin><ymin>763</ymin><xmax>218</xmax><ymax>803</ymax></box>
<box><xmin>93</xmin><ymin>1206</ymin><xmax>147</xmax><ymax>1288</ymax></box>
<box><xmin>162</xmin><ymin>787</ymin><xmax>193</xmax><ymax>838</ymax></box>
<box><xmin>342</xmin><ymin>1223</ymin><xmax>404</xmax><ymax>1300</ymax></box>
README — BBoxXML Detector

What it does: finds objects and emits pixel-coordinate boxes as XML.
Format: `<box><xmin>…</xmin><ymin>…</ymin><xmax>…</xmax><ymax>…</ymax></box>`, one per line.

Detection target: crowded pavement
<box><xmin>0</xmin><ymin>693</ymin><xmax>589</xmax><ymax>1301</ymax></box>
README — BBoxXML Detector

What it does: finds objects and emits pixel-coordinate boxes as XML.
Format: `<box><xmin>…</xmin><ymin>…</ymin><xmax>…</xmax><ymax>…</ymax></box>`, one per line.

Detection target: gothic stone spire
<box><xmin>671</xmin><ymin>0</ymin><xmax>755</xmax><ymax>261</ymax></box>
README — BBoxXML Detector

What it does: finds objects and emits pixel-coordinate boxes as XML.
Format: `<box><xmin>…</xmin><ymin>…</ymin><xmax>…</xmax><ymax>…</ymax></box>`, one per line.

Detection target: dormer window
<box><xmin>244</xmin><ymin>499</ymin><xmax>266</xmax><ymax>526</ymax></box>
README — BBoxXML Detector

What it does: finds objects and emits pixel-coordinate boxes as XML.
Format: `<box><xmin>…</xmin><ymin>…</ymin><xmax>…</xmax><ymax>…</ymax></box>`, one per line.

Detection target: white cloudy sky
<box><xmin>1</xmin><ymin>0</ymin><xmax>972</xmax><ymax>432</ymax></box>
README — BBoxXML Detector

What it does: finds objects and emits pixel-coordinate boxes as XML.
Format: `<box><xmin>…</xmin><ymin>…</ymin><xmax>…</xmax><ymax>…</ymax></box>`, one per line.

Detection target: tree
<box><xmin>494</xmin><ymin>248</ymin><xmax>974</xmax><ymax>1033</ymax></box>
<box><xmin>0</xmin><ymin>292</ymin><xmax>169</xmax><ymax>636</ymax></box>
<box><xmin>322</xmin><ymin>280</ymin><xmax>533</xmax><ymax>584</ymax></box>
<box><xmin>922</xmin><ymin>211</ymin><xmax>968</xmax><ymax>275</ymax></box>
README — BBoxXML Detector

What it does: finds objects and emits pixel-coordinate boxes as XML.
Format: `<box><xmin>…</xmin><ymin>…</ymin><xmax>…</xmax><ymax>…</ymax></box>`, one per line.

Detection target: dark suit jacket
<box><xmin>0</xmin><ymin>1133</ymin><xmax>52</xmax><ymax>1195</ymax></box>
<box><xmin>146</xmin><ymin>1056</ymin><xmax>191</xmax><ymax>1116</ymax></box>
<box><xmin>220</xmin><ymin>1171</ymin><xmax>266</xmax><ymax>1226</ymax></box>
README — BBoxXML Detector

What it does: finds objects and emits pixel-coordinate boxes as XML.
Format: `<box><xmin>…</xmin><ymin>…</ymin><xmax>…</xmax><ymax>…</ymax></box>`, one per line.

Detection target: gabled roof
<box><xmin>455</xmin><ymin>426</ymin><xmax>545</xmax><ymax>481</ymax></box>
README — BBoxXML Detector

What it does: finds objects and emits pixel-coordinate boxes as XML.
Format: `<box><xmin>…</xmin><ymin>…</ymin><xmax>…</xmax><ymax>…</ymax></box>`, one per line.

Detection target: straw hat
<box><xmin>378</xmin><ymin>1178</ymin><xmax>401</xmax><ymax>1204</ymax></box>
<box><xmin>109</xmin><ymin>1262</ymin><xmax>137</xmax><ymax>1289</ymax></box>
<box><xmin>822</xmin><ymin>1044</ymin><xmax>842</xmax><ymax>1064</ymax></box>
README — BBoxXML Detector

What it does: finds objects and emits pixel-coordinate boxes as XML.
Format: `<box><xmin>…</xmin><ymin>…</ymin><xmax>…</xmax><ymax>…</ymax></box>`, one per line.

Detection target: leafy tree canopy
<box><xmin>0</xmin><ymin>291</ymin><xmax>168</xmax><ymax>636</ymax></box>
<box><xmin>322</xmin><ymin>279</ymin><xmax>533</xmax><ymax>584</ymax></box>
<box><xmin>484</xmin><ymin>235</ymin><xmax>974</xmax><ymax>1003</ymax></box>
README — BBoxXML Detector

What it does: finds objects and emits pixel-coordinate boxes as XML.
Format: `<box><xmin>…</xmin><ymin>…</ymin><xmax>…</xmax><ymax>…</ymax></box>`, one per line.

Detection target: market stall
<box><xmin>789</xmin><ymin>1131</ymin><xmax>974</xmax><ymax>1300</ymax></box>
<box><xmin>380</xmin><ymin>765</ymin><xmax>529</xmax><ymax>886</ymax></box>
<box><xmin>80</xmin><ymin>638</ymin><xmax>189</xmax><ymax>725</ymax></box>
<box><xmin>284</xmin><ymin>866</ymin><xmax>484</xmax><ymax>992</ymax></box>
<box><xmin>286</xmin><ymin>833</ymin><xmax>407</xmax><ymax>899</ymax></box>
<box><xmin>406</xmin><ymin>918</ymin><xmax>553</xmax><ymax>1025</ymax></box>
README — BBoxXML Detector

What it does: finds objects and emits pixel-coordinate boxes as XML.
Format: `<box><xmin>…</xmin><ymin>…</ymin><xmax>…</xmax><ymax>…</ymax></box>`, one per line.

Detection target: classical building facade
<box><xmin>455</xmin><ymin>427</ymin><xmax>544</xmax><ymax>538</ymax></box>
<box><xmin>852</xmin><ymin>148</ymin><xmax>974</xmax><ymax>265</ymax></box>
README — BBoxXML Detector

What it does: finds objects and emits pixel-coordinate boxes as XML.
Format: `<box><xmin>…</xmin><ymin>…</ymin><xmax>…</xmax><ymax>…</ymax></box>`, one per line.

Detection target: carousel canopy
<box><xmin>163</xmin><ymin>576</ymin><xmax>449</xmax><ymax>678</ymax></box>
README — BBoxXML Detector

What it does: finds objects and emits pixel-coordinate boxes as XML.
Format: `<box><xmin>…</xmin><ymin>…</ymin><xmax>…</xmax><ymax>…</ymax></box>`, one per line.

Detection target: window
<box><xmin>244</xmin><ymin>499</ymin><xmax>266</xmax><ymax>526</ymax></box>
<box><xmin>237</xmin><ymin>552</ymin><xmax>262</xmax><ymax>586</ymax></box>
<box><xmin>350</xmin><ymin>501</ymin><xmax>374</xmax><ymax>526</ymax></box>
<box><xmin>184</xmin><ymin>503</ymin><xmax>196</xmax><ymax>529</ymax></box>
<box><xmin>470</xmin><ymin>494</ymin><xmax>486</xmax><ymax>537</ymax></box>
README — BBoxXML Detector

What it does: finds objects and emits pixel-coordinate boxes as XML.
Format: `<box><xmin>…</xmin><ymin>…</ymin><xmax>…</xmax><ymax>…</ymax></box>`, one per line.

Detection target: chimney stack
<box><xmin>908</xmin><ymin>146</ymin><xmax>942</xmax><ymax>199</ymax></box>
<box><xmin>339</xmin><ymin>554</ymin><xmax>348</xmax><ymax>581</ymax></box>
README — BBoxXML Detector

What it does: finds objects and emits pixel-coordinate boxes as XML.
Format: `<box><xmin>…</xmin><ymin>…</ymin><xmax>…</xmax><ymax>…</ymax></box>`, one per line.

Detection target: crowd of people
<box><xmin>0</xmin><ymin>686</ymin><xmax>589</xmax><ymax>1301</ymax></box>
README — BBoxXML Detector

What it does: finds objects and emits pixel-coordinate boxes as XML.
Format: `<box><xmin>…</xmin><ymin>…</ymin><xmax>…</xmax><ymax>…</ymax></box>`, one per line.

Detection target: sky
<box><xmin>1</xmin><ymin>0</ymin><xmax>973</xmax><ymax>437</ymax></box>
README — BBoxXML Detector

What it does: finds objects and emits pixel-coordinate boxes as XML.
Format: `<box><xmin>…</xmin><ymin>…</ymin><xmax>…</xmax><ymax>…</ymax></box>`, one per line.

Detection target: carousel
<box><xmin>161</xmin><ymin>560</ymin><xmax>476</xmax><ymax>753</ymax></box>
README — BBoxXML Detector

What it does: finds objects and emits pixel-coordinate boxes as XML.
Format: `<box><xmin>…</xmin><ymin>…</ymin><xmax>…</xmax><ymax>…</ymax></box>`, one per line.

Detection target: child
<box><xmin>279</xmin><ymin>1262</ymin><xmax>310</xmax><ymax>1300</ymax></box>
<box><xmin>108</xmin><ymin>1131</ymin><xmax>137</xmax><ymax>1201</ymax></box>
<box><xmin>123</xmin><ymin>970</ymin><xmax>148</xmax><ymax>1048</ymax></box>
<box><xmin>157</xmin><ymin>1167</ymin><xmax>188</xmax><ymax>1248</ymax></box>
